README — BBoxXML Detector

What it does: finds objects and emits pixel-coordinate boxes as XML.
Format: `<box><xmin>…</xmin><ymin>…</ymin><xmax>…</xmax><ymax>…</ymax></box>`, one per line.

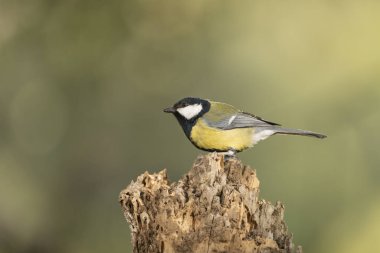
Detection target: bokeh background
<box><xmin>1</xmin><ymin>1</ymin><xmax>380</xmax><ymax>252</ymax></box>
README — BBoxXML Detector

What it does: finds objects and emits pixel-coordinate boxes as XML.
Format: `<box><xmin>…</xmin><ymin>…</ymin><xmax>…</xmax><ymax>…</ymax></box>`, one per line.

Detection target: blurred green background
<box><xmin>1</xmin><ymin>1</ymin><xmax>380</xmax><ymax>252</ymax></box>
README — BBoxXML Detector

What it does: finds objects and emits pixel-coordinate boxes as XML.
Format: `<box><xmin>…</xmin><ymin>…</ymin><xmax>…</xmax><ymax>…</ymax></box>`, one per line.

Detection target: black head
<box><xmin>164</xmin><ymin>97</ymin><xmax>211</xmax><ymax>137</ymax></box>
<box><xmin>164</xmin><ymin>97</ymin><xmax>211</xmax><ymax>120</ymax></box>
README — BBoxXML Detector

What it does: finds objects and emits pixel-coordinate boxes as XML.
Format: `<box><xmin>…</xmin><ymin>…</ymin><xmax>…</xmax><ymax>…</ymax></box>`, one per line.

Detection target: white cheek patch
<box><xmin>177</xmin><ymin>104</ymin><xmax>203</xmax><ymax>119</ymax></box>
<box><xmin>253</xmin><ymin>130</ymin><xmax>275</xmax><ymax>144</ymax></box>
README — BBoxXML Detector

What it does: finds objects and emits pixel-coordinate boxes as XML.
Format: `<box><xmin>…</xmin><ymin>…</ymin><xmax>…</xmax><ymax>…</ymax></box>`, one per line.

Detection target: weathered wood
<box><xmin>119</xmin><ymin>153</ymin><xmax>302</xmax><ymax>253</ymax></box>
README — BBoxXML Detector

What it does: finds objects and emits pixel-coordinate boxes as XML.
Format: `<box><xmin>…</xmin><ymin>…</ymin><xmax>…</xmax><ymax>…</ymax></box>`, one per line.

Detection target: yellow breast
<box><xmin>190</xmin><ymin>119</ymin><xmax>254</xmax><ymax>151</ymax></box>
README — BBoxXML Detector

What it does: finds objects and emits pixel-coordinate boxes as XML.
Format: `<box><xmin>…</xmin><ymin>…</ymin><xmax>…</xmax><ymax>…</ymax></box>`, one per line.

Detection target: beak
<box><xmin>163</xmin><ymin>107</ymin><xmax>176</xmax><ymax>113</ymax></box>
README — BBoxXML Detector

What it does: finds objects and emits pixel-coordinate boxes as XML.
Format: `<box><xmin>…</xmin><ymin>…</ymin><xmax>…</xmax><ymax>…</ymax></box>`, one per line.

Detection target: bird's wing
<box><xmin>203</xmin><ymin>102</ymin><xmax>280</xmax><ymax>130</ymax></box>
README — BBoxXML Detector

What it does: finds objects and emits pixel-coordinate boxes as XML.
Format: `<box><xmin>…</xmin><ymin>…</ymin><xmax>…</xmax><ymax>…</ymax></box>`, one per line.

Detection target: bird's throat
<box><xmin>174</xmin><ymin>113</ymin><xmax>197</xmax><ymax>140</ymax></box>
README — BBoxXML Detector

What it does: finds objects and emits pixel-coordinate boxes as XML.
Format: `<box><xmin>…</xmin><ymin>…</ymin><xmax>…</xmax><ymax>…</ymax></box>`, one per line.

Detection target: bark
<box><xmin>119</xmin><ymin>153</ymin><xmax>302</xmax><ymax>253</ymax></box>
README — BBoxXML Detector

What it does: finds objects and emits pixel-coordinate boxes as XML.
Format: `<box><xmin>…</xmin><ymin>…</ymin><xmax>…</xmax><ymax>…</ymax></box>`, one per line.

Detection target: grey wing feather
<box><xmin>206</xmin><ymin>112</ymin><xmax>280</xmax><ymax>130</ymax></box>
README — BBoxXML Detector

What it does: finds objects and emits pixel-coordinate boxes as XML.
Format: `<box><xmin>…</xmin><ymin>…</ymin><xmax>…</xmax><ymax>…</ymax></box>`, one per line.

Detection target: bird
<box><xmin>164</xmin><ymin>97</ymin><xmax>326</xmax><ymax>156</ymax></box>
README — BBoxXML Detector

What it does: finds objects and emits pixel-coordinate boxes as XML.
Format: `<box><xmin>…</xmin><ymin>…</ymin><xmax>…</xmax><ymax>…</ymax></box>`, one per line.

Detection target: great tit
<box><xmin>164</xmin><ymin>97</ymin><xmax>326</xmax><ymax>155</ymax></box>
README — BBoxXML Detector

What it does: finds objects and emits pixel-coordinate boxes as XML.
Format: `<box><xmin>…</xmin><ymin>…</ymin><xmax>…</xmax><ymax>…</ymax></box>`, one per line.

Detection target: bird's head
<box><xmin>164</xmin><ymin>97</ymin><xmax>210</xmax><ymax>121</ymax></box>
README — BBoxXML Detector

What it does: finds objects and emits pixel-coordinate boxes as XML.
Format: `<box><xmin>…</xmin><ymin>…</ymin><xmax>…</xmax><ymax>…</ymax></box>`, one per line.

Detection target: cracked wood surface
<box><xmin>119</xmin><ymin>153</ymin><xmax>302</xmax><ymax>253</ymax></box>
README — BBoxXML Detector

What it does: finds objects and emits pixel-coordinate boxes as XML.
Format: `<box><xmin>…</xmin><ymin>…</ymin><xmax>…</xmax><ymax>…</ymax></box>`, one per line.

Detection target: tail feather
<box><xmin>274</xmin><ymin>127</ymin><xmax>327</xmax><ymax>139</ymax></box>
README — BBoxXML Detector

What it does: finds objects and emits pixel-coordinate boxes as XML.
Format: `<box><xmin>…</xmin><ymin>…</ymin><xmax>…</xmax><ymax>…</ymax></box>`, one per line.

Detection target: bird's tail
<box><xmin>273</xmin><ymin>127</ymin><xmax>327</xmax><ymax>139</ymax></box>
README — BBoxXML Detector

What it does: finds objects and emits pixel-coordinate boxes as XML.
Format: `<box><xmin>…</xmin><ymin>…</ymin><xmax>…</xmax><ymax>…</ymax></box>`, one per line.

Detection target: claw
<box><xmin>220</xmin><ymin>149</ymin><xmax>237</xmax><ymax>161</ymax></box>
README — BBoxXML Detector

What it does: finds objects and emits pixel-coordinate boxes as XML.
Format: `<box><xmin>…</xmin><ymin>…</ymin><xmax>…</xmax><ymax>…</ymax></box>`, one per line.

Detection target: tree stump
<box><xmin>119</xmin><ymin>153</ymin><xmax>302</xmax><ymax>253</ymax></box>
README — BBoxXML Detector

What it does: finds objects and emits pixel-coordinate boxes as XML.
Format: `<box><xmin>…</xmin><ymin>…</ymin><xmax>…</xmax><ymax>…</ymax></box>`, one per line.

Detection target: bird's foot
<box><xmin>220</xmin><ymin>149</ymin><xmax>237</xmax><ymax>161</ymax></box>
